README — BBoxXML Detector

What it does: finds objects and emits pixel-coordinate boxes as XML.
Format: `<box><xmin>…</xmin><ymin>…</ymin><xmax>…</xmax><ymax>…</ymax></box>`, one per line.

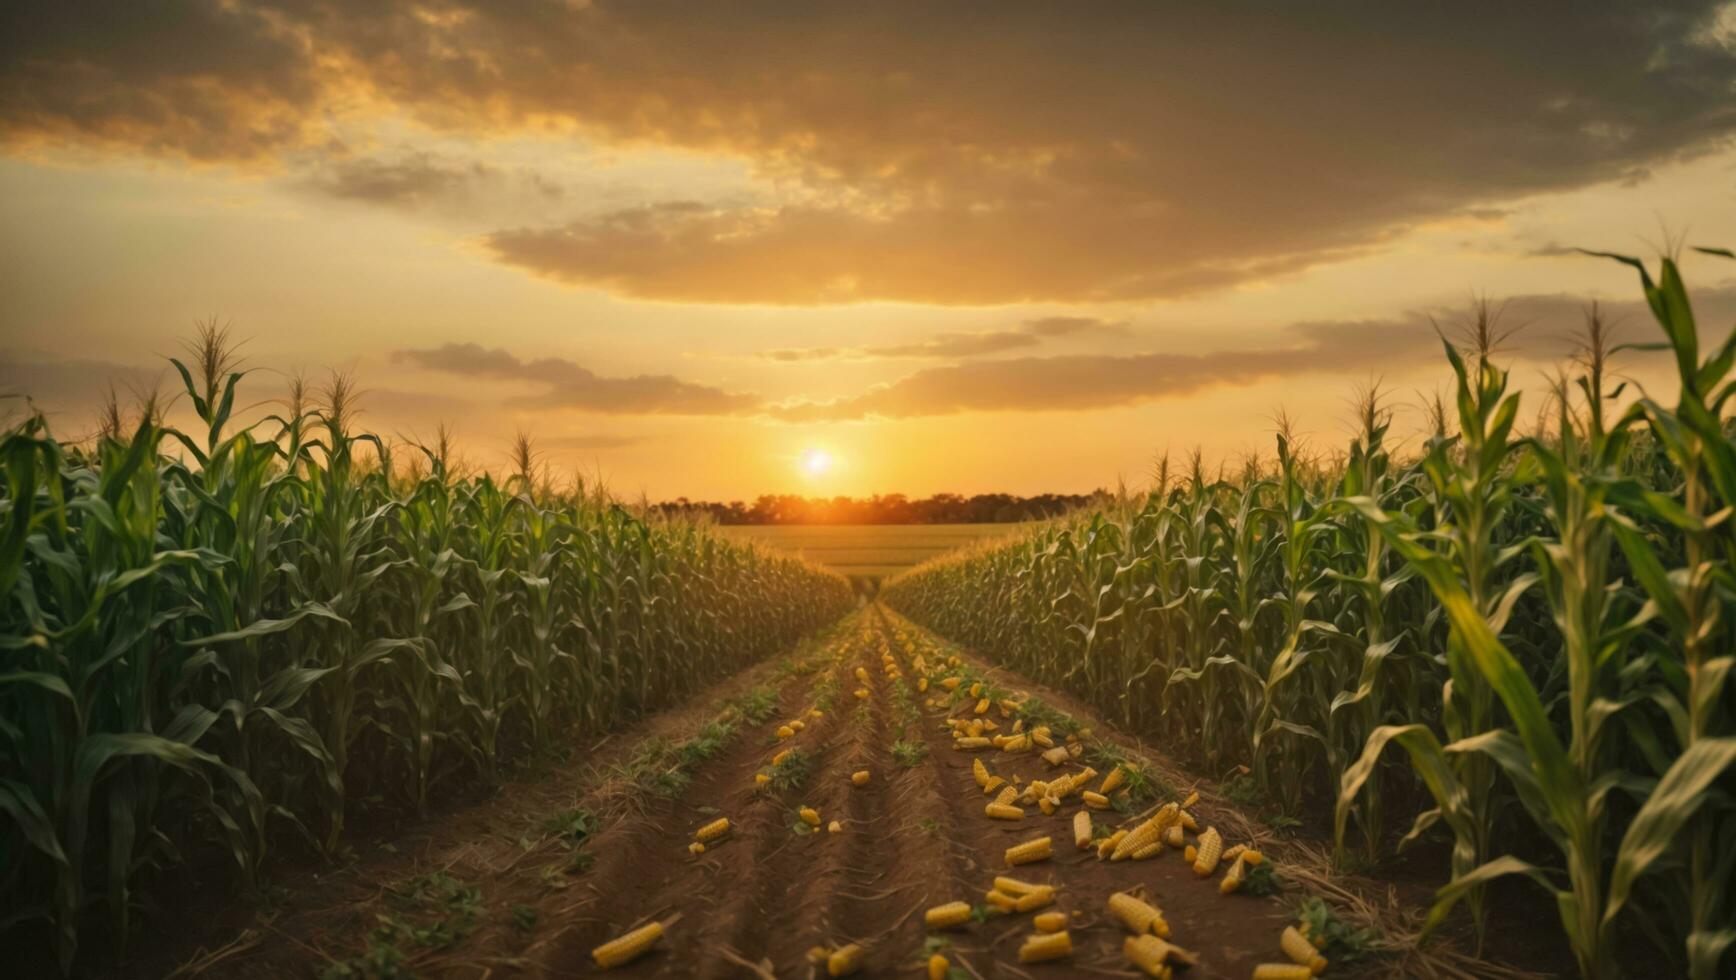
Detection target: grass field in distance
<box><xmin>716</xmin><ymin>523</ymin><xmax>1026</xmax><ymax>578</ymax></box>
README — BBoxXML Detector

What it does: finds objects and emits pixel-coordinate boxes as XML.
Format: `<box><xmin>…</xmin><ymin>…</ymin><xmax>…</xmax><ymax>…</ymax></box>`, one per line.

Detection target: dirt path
<box><xmin>148</xmin><ymin>607</ymin><xmax>1494</xmax><ymax>979</ymax></box>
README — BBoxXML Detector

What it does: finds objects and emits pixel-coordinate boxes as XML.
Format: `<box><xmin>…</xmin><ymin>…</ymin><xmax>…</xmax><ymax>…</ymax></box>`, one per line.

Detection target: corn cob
<box><xmin>956</xmin><ymin>736</ymin><xmax>991</xmax><ymax>750</ymax></box>
<box><xmin>1022</xmin><ymin>779</ymin><xmax>1047</xmax><ymax>803</ymax></box>
<box><xmin>1183</xmin><ymin>844</ymin><xmax>1196</xmax><ymax>864</ymax></box>
<box><xmin>1074</xmin><ymin>810</ymin><xmax>1093</xmax><ymax>850</ymax></box>
<box><xmin>688</xmin><ymin>841</ymin><xmax>705</xmax><ymax>856</ymax></box>
<box><xmin>1013</xmin><ymin>887</ymin><xmax>1055</xmax><ymax>912</ymax></box>
<box><xmin>1192</xmin><ymin>826</ymin><xmax>1222</xmax><ymax>876</ymax></box>
<box><xmin>966</xmin><ymin>719</ymin><xmax>984</xmax><ymax>737</ymax></box>
<box><xmin>1082</xmin><ymin>790</ymin><xmax>1110</xmax><ymax>809</ymax></box>
<box><xmin>811</xmin><ymin>708</ymin><xmax>824</xmax><ymax>718</ymax></box>
<box><xmin>973</xmin><ymin>757</ymin><xmax>990</xmax><ymax>787</ymax></box>
<box><xmin>1033</xmin><ymin>911</ymin><xmax>1068</xmax><ymax>932</ymax></box>
<box><xmin>973</xmin><ymin>697</ymin><xmax>990</xmax><ymax>715</ymax></box>
<box><xmin>1112</xmin><ymin>803</ymin><xmax>1175</xmax><ymax>860</ymax></box>
<box><xmin>1018</xmin><ymin>930</ymin><xmax>1072</xmax><ymax>963</ymax></box>
<box><xmin>854</xmin><ymin>688</ymin><xmax>869</xmax><ymax>700</ymax></box>
<box><xmin>1037</xmin><ymin>796</ymin><xmax>1056</xmax><ymax>815</ymax></box>
<box><xmin>941</xmin><ymin>677</ymin><xmax>961</xmax><ymax>690</ymax></box>
<box><xmin>918</xmin><ymin>677</ymin><xmax>929</xmax><ymax>692</ymax></box>
<box><xmin>1012</xmin><ymin>719</ymin><xmax>1025</xmax><ymax>734</ymax></box>
<box><xmin>1162</xmin><ymin>825</ymin><xmax>1185</xmax><ymax>848</ymax></box>
<box><xmin>1100</xmin><ymin>767</ymin><xmax>1126</xmax><ymax>794</ymax></box>
<box><xmin>799</xmin><ymin>805</ymin><xmax>821</xmax><ymax>826</ymax></box>
<box><xmin>772</xmin><ymin>749</ymin><xmax>792</xmax><ymax>767</ymax></box>
<box><xmin>1220</xmin><ymin>854</ymin><xmax>1248</xmax><ymax>893</ymax></box>
<box><xmin>790</xmin><ymin>720</ymin><xmax>805</xmax><ymax>731</ymax></box>
<box><xmin>1002</xmin><ymin>734</ymin><xmax>1030</xmax><ymax>752</ymax></box>
<box><xmin>1031</xmin><ymin>727</ymin><xmax>1054</xmax><ymax>748</ymax></box>
<box><xmin>993</xmin><ymin>785</ymin><xmax>1019</xmax><ymax>806</ymax></box>
<box><xmin>754</xmin><ymin>772</ymin><xmax>770</xmax><ymax>786</ymax></box>
<box><xmin>591</xmin><ymin>921</ymin><xmax>663</xmax><ymax>968</ymax></box>
<box><xmin>1243</xmin><ymin>848</ymin><xmax>1264</xmax><ymax>866</ymax></box>
<box><xmin>1281</xmin><ymin>926</ymin><xmax>1329</xmax><ymax>973</ymax></box>
<box><xmin>1107</xmin><ymin>892</ymin><xmax>1170</xmax><ymax>937</ymax></box>
<box><xmin>851</xmin><ymin>770</ymin><xmax>870</xmax><ymax>786</ymax></box>
<box><xmin>998</xmin><ymin>698</ymin><xmax>1019</xmax><ymax>715</ymax></box>
<box><xmin>1222</xmin><ymin>843</ymin><xmax>1246</xmax><ymax>864</ymax></box>
<box><xmin>1005</xmin><ymin>835</ymin><xmax>1053</xmax><ymax>865</ymax></box>
<box><xmin>776</xmin><ymin>725</ymin><xmax>795</xmax><ymax>739</ymax></box>
<box><xmin>827</xmin><ymin>943</ymin><xmax>863</xmax><ymax>976</ymax></box>
<box><xmin>986</xmin><ymin>803</ymin><xmax>1025</xmax><ymax>820</ymax></box>
<box><xmin>1124</xmin><ymin>934</ymin><xmax>1199</xmax><ymax>975</ymax></box>
<box><xmin>1130</xmin><ymin>840</ymin><xmax>1162</xmax><ymax>860</ymax></box>
<box><xmin>828</xmin><ymin>820</ymin><xmax>842</xmax><ymax>833</ymax></box>
<box><xmin>992</xmin><ymin>875</ymin><xmax>1042</xmax><ymax>896</ymax></box>
<box><xmin>1040</xmin><ymin>746</ymin><xmax>1070</xmax><ymax>767</ymax></box>
<box><xmin>1179</xmin><ymin>810</ymin><xmax>1198</xmax><ymax>832</ymax></box>
<box><xmin>924</xmin><ymin>901</ymin><xmax>973</xmax><ymax>929</ymax></box>
<box><xmin>984</xmin><ymin>888</ymin><xmax>1018</xmax><ymax>911</ymax></box>
<box><xmin>855</xmin><ymin>666</ymin><xmax>869</xmax><ymax>682</ymax></box>
<box><xmin>694</xmin><ymin>817</ymin><xmax>730</xmax><ymax>842</ymax></box>
<box><xmin>980</xmin><ymin>718</ymin><xmax>998</xmax><ymax>732</ymax></box>
<box><xmin>1097</xmin><ymin>828</ymin><xmax>1128</xmax><ymax>859</ymax></box>
<box><xmin>1181</xmin><ymin>790</ymin><xmax>1199</xmax><ymax>808</ymax></box>
<box><xmin>969</xmin><ymin>682</ymin><xmax>983</xmax><ymax>698</ymax></box>
<box><xmin>1252</xmin><ymin>965</ymin><xmax>1313</xmax><ymax>980</ymax></box>
<box><xmin>927</xmin><ymin>953</ymin><xmax>948</xmax><ymax>980</ymax></box>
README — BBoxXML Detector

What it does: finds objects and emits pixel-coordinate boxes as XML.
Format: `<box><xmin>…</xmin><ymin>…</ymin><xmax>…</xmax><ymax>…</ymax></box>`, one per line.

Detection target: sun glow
<box><xmin>800</xmin><ymin>448</ymin><xmax>833</xmax><ymax>477</ymax></box>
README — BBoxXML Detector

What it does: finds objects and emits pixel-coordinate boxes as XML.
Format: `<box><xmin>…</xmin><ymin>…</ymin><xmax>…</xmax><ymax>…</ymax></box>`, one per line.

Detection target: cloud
<box><xmin>391</xmin><ymin>343</ymin><xmax>758</xmax><ymax>415</ymax></box>
<box><xmin>765</xmin><ymin>284</ymin><xmax>1736</xmax><ymax>420</ymax></box>
<box><xmin>539</xmin><ymin>433</ymin><xmax>644</xmax><ymax>450</ymax></box>
<box><xmin>759</xmin><ymin>317</ymin><xmax>1128</xmax><ymax>362</ymax></box>
<box><xmin>6</xmin><ymin>2</ymin><xmax>1736</xmax><ymax>302</ymax></box>
<box><xmin>297</xmin><ymin>151</ymin><xmax>565</xmax><ymax>215</ymax></box>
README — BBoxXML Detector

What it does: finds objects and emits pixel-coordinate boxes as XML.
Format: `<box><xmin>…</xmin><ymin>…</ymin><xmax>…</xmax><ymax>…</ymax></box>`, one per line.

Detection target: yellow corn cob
<box><xmin>985</xmin><ymin>777</ymin><xmax>1009</xmax><ymax>798</ymax></box>
<box><xmin>1221</xmin><ymin>854</ymin><xmax>1248</xmax><ymax>892</ymax></box>
<box><xmin>811</xmin><ymin>708</ymin><xmax>823</xmax><ymax>718</ymax></box>
<box><xmin>688</xmin><ymin>841</ymin><xmax>705</xmax><ymax>856</ymax></box>
<box><xmin>1038</xmin><ymin>796</ymin><xmax>1057</xmax><ymax>815</ymax></box>
<box><xmin>1098</xmin><ymin>828</ymin><xmax>1128</xmax><ymax>859</ymax></box>
<box><xmin>799</xmin><ymin>806</ymin><xmax>821</xmax><ymax>826</ymax></box>
<box><xmin>1074</xmin><ymin>810</ymin><xmax>1093</xmax><ymax>849</ymax></box>
<box><xmin>1183</xmin><ymin>844</ymin><xmax>1196</xmax><ymax>864</ymax></box>
<box><xmin>924</xmin><ymin>901</ymin><xmax>973</xmax><ymax>929</ymax></box>
<box><xmin>1107</xmin><ymin>892</ymin><xmax>1170</xmax><ymax>937</ymax></box>
<box><xmin>941</xmin><ymin>677</ymin><xmax>961</xmax><ymax>690</ymax></box>
<box><xmin>694</xmin><ymin>817</ymin><xmax>730</xmax><ymax>842</ymax></box>
<box><xmin>927</xmin><ymin>953</ymin><xmax>948</xmax><ymax>980</ymax></box>
<box><xmin>854</xmin><ymin>688</ymin><xmax>869</xmax><ymax>700</ymax></box>
<box><xmin>855</xmin><ymin>666</ymin><xmax>868</xmax><ymax>682</ymax></box>
<box><xmin>1162</xmin><ymin>825</ymin><xmax>1185</xmax><ymax>848</ymax></box>
<box><xmin>918</xmin><ymin>677</ymin><xmax>929</xmax><ymax>692</ymax></box>
<box><xmin>772</xmin><ymin>749</ymin><xmax>792</xmax><ymax>767</ymax></box>
<box><xmin>1005</xmin><ymin>835</ymin><xmax>1053</xmax><ymax>865</ymax></box>
<box><xmin>776</xmin><ymin>725</ymin><xmax>794</xmax><ymax>739</ymax></box>
<box><xmin>754</xmin><ymin>772</ymin><xmax>770</xmax><ymax>786</ymax></box>
<box><xmin>984</xmin><ymin>888</ymin><xmax>1018</xmax><ymax>911</ymax></box>
<box><xmin>991</xmin><ymin>875</ymin><xmax>1040</xmax><ymax>896</ymax></box>
<box><xmin>1192</xmin><ymin>826</ymin><xmax>1222</xmax><ymax>876</ymax></box>
<box><xmin>969</xmin><ymin>682</ymin><xmax>983</xmax><ymax>698</ymax></box>
<box><xmin>1023</xmin><ymin>779</ymin><xmax>1047</xmax><ymax>803</ymax></box>
<box><xmin>1100</xmin><ymin>767</ymin><xmax>1127</xmax><ymax>794</ymax></box>
<box><xmin>1179</xmin><ymin>811</ymin><xmax>1198</xmax><ymax>832</ymax></box>
<box><xmin>1222</xmin><ymin>843</ymin><xmax>1246</xmax><ymax>864</ymax></box>
<box><xmin>1181</xmin><ymin>790</ymin><xmax>1199</xmax><ymax>808</ymax></box>
<box><xmin>1082</xmin><ymin>791</ymin><xmax>1110</xmax><ymax>809</ymax></box>
<box><xmin>1033</xmin><ymin>911</ymin><xmax>1068</xmax><ymax>933</ymax></box>
<box><xmin>1112</xmin><ymin>804</ymin><xmax>1175</xmax><ymax>860</ymax></box>
<box><xmin>1243</xmin><ymin>848</ymin><xmax>1265</xmax><ymax>866</ymax></box>
<box><xmin>1124</xmin><ymin>934</ymin><xmax>1199</xmax><ymax>975</ymax></box>
<box><xmin>998</xmin><ymin>698</ymin><xmax>1019</xmax><ymax>715</ymax></box>
<box><xmin>1012</xmin><ymin>719</ymin><xmax>1025</xmax><ymax>734</ymax></box>
<box><xmin>1003</xmin><ymin>734</ymin><xmax>1030</xmax><ymax>752</ymax></box>
<box><xmin>973</xmin><ymin>697</ymin><xmax>990</xmax><ymax>715</ymax></box>
<box><xmin>956</xmin><ymin>737</ymin><xmax>991</xmax><ymax>750</ymax></box>
<box><xmin>991</xmin><ymin>734</ymin><xmax>1010</xmax><ymax>748</ymax></box>
<box><xmin>966</xmin><ymin>720</ymin><xmax>984</xmax><ymax>737</ymax></box>
<box><xmin>591</xmin><ymin>921</ymin><xmax>663</xmax><ymax>968</ymax></box>
<box><xmin>851</xmin><ymin>770</ymin><xmax>870</xmax><ymax>786</ymax></box>
<box><xmin>1031</xmin><ymin>727</ymin><xmax>1054</xmax><ymax>748</ymax></box>
<box><xmin>973</xmin><ymin>757</ymin><xmax>990</xmax><ymax>788</ymax></box>
<box><xmin>1018</xmin><ymin>930</ymin><xmax>1072</xmax><ymax>963</ymax></box>
<box><xmin>827</xmin><ymin>943</ymin><xmax>863</xmax><ymax>976</ymax></box>
<box><xmin>1130</xmin><ymin>841</ymin><xmax>1162</xmax><ymax>860</ymax></box>
<box><xmin>1252</xmin><ymin>965</ymin><xmax>1314</xmax><ymax>980</ymax></box>
<box><xmin>790</xmin><ymin>720</ymin><xmax>805</xmax><ymax>731</ymax></box>
<box><xmin>993</xmin><ymin>785</ymin><xmax>1018</xmax><ymax>806</ymax></box>
<box><xmin>980</xmin><ymin>718</ymin><xmax>998</xmax><ymax>732</ymax></box>
<box><xmin>1281</xmin><ymin>926</ymin><xmax>1329</xmax><ymax>973</ymax></box>
<box><xmin>986</xmin><ymin>803</ymin><xmax>1025</xmax><ymax>820</ymax></box>
<box><xmin>1013</xmin><ymin>887</ymin><xmax>1055</xmax><ymax>912</ymax></box>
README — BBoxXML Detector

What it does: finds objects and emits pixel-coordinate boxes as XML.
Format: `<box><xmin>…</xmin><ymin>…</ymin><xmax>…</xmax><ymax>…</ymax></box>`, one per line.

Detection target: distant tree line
<box><xmin>653</xmin><ymin>492</ymin><xmax>1110</xmax><ymax>525</ymax></box>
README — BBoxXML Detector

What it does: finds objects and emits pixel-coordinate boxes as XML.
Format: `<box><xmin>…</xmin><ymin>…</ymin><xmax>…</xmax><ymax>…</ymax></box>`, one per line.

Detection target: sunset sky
<box><xmin>4</xmin><ymin>2</ymin><xmax>1736</xmax><ymax>499</ymax></box>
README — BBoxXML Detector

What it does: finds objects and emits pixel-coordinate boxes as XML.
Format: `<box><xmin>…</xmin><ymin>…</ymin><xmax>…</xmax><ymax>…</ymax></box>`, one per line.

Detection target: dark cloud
<box><xmin>5</xmin><ymin>2</ymin><xmax>1735</xmax><ymax>302</ymax></box>
<box><xmin>766</xmin><ymin>284</ymin><xmax>1736</xmax><ymax>420</ymax></box>
<box><xmin>760</xmin><ymin>317</ymin><xmax>1127</xmax><ymax>361</ymax></box>
<box><xmin>300</xmin><ymin>152</ymin><xmax>561</xmax><ymax>209</ymax></box>
<box><xmin>392</xmin><ymin>343</ymin><xmax>758</xmax><ymax>415</ymax></box>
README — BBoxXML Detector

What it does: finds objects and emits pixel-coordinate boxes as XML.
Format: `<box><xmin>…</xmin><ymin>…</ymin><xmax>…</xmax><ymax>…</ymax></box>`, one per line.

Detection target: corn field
<box><xmin>884</xmin><ymin>251</ymin><xmax>1736</xmax><ymax>980</ymax></box>
<box><xmin>0</xmin><ymin>350</ymin><xmax>853</xmax><ymax>972</ymax></box>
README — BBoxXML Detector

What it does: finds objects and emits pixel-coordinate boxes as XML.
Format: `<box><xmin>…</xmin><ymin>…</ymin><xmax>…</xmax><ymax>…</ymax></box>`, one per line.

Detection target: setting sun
<box><xmin>800</xmin><ymin>448</ymin><xmax>833</xmax><ymax>476</ymax></box>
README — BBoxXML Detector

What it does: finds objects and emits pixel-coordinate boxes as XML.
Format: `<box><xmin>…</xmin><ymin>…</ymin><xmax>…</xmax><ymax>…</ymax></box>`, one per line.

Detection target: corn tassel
<box><xmin>925</xmin><ymin>901</ymin><xmax>972</xmax><ymax>929</ymax></box>
<box><xmin>592</xmin><ymin>921</ymin><xmax>663</xmax><ymax>968</ymax></box>
<box><xmin>1017</xmin><ymin>930</ymin><xmax>1072</xmax><ymax>963</ymax></box>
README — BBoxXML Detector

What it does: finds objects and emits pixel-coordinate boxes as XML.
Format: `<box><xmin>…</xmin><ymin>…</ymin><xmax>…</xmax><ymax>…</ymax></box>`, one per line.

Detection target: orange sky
<box><xmin>4</xmin><ymin>2</ymin><xmax>1736</xmax><ymax>498</ymax></box>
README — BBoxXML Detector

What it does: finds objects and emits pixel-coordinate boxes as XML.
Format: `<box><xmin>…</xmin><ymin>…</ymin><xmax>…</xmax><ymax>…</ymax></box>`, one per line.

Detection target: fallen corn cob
<box><xmin>1018</xmin><ymin>930</ymin><xmax>1072</xmax><ymax>963</ymax></box>
<box><xmin>927</xmin><ymin>953</ymin><xmax>948</xmax><ymax>980</ymax></box>
<box><xmin>1014</xmin><ymin>887</ymin><xmax>1055</xmax><ymax>912</ymax></box>
<box><xmin>974</xmin><ymin>697</ymin><xmax>990</xmax><ymax>715</ymax></box>
<box><xmin>1252</xmin><ymin>965</ymin><xmax>1314</xmax><ymax>980</ymax></box>
<box><xmin>1082</xmin><ymin>790</ymin><xmax>1110</xmax><ymax>809</ymax></box>
<box><xmin>1097</xmin><ymin>828</ymin><xmax>1128</xmax><ymax>859</ymax></box>
<box><xmin>984</xmin><ymin>776</ymin><xmax>1007</xmax><ymax>796</ymax></box>
<box><xmin>694</xmin><ymin>817</ymin><xmax>730</xmax><ymax>843</ymax></box>
<box><xmin>925</xmin><ymin>901</ymin><xmax>973</xmax><ymax>929</ymax></box>
<box><xmin>986</xmin><ymin>803</ymin><xmax>1025</xmax><ymax>820</ymax></box>
<box><xmin>956</xmin><ymin>736</ymin><xmax>992</xmax><ymax>750</ymax></box>
<box><xmin>973</xmin><ymin>757</ymin><xmax>990</xmax><ymax>787</ymax></box>
<box><xmin>1221</xmin><ymin>852</ymin><xmax>1250</xmax><ymax>893</ymax></box>
<box><xmin>827</xmin><ymin>943</ymin><xmax>863</xmax><ymax>976</ymax></box>
<box><xmin>754</xmin><ymin>772</ymin><xmax>770</xmax><ymax>786</ymax></box>
<box><xmin>828</xmin><ymin>820</ymin><xmax>842</xmax><ymax>833</ymax></box>
<box><xmin>1192</xmin><ymin>827</ymin><xmax>1223</xmax><ymax>876</ymax></box>
<box><xmin>1040</xmin><ymin>746</ymin><xmax>1071</xmax><ymax>767</ymax></box>
<box><xmin>1005</xmin><ymin>836</ymin><xmax>1053</xmax><ymax>866</ymax></box>
<box><xmin>1124</xmin><ymin>934</ymin><xmax>1199</xmax><ymax>976</ymax></box>
<box><xmin>1107</xmin><ymin>892</ymin><xmax>1170</xmax><ymax>937</ymax></box>
<box><xmin>799</xmin><ymin>805</ymin><xmax>822</xmax><ymax>826</ymax></box>
<box><xmin>1033</xmin><ymin>911</ymin><xmax>1067</xmax><ymax>932</ymax></box>
<box><xmin>851</xmin><ymin>770</ymin><xmax>870</xmax><ymax>786</ymax></box>
<box><xmin>1100</xmin><ymin>766</ymin><xmax>1126</xmax><ymax>794</ymax></box>
<box><xmin>592</xmin><ymin>921</ymin><xmax>663</xmax><ymax>968</ymax></box>
<box><xmin>1074</xmin><ymin>810</ymin><xmax>1093</xmax><ymax>850</ymax></box>
<box><xmin>688</xmin><ymin>841</ymin><xmax>705</xmax><ymax>856</ymax></box>
<box><xmin>1281</xmin><ymin>925</ymin><xmax>1329</xmax><ymax>973</ymax></box>
<box><xmin>772</xmin><ymin>749</ymin><xmax>792</xmax><ymax>767</ymax></box>
<box><xmin>1129</xmin><ymin>840</ymin><xmax>1162</xmax><ymax>860</ymax></box>
<box><xmin>984</xmin><ymin>889</ymin><xmax>1018</xmax><ymax>911</ymax></box>
<box><xmin>776</xmin><ymin>725</ymin><xmax>795</xmax><ymax>739</ymax></box>
<box><xmin>1162</xmin><ymin>825</ymin><xmax>1185</xmax><ymax>848</ymax></box>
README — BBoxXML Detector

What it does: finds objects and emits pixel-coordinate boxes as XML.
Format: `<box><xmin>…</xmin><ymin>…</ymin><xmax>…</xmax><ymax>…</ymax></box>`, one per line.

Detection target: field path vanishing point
<box><xmin>149</xmin><ymin>606</ymin><xmax>1447</xmax><ymax>979</ymax></box>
